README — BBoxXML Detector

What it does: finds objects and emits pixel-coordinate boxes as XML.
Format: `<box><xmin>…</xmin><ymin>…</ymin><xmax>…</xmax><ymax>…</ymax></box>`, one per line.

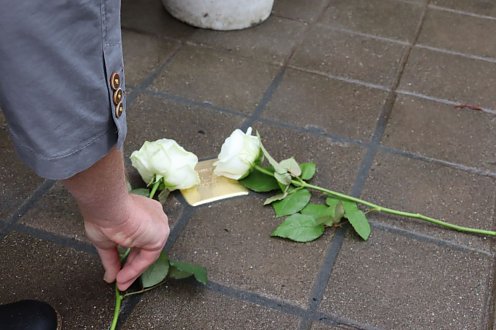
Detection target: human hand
<box><xmin>83</xmin><ymin>194</ymin><xmax>170</xmax><ymax>291</ymax></box>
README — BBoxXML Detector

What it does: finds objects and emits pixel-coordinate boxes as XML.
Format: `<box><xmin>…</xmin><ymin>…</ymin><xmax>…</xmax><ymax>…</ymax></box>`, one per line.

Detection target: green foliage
<box><xmin>279</xmin><ymin>157</ymin><xmax>301</xmax><ymax>177</ymax></box>
<box><xmin>241</xmin><ymin>169</ymin><xmax>279</xmax><ymax>192</ymax></box>
<box><xmin>141</xmin><ymin>252</ymin><xmax>169</xmax><ymax>288</ymax></box>
<box><xmin>326</xmin><ymin>197</ymin><xmax>345</xmax><ymax>225</ymax></box>
<box><xmin>169</xmin><ymin>260</ymin><xmax>208</xmax><ymax>285</ymax></box>
<box><xmin>130</xmin><ymin>188</ymin><xmax>150</xmax><ymax>197</ymax></box>
<box><xmin>299</xmin><ymin>163</ymin><xmax>316</xmax><ymax>180</ymax></box>
<box><xmin>273</xmin><ymin>189</ymin><xmax>311</xmax><ymax>217</ymax></box>
<box><xmin>272</xmin><ymin>214</ymin><xmax>324</xmax><ymax>242</ymax></box>
<box><xmin>342</xmin><ymin>201</ymin><xmax>371</xmax><ymax>240</ymax></box>
<box><xmin>301</xmin><ymin>203</ymin><xmax>334</xmax><ymax>226</ymax></box>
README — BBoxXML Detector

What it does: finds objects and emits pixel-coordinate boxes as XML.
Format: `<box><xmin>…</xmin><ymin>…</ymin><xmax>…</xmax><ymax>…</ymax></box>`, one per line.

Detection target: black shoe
<box><xmin>0</xmin><ymin>300</ymin><xmax>60</xmax><ymax>330</ymax></box>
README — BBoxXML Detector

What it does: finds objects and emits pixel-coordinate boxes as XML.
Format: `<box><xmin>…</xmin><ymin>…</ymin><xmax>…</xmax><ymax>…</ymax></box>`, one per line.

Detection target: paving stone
<box><xmin>122</xmin><ymin>283</ymin><xmax>300</xmax><ymax>329</ymax></box>
<box><xmin>399</xmin><ymin>47</ymin><xmax>496</xmax><ymax>109</ymax></box>
<box><xmin>123</xmin><ymin>30</ymin><xmax>179</xmax><ymax>87</ymax></box>
<box><xmin>0</xmin><ymin>120</ymin><xmax>43</xmax><ymax>221</ymax></box>
<box><xmin>124</xmin><ymin>93</ymin><xmax>245</xmax><ymax>162</ymax></box>
<box><xmin>430</xmin><ymin>0</ymin><xmax>496</xmax><ymax>18</ymax></box>
<box><xmin>311</xmin><ymin>322</ymin><xmax>356</xmax><ymax>330</ymax></box>
<box><xmin>272</xmin><ymin>0</ymin><xmax>328</xmax><ymax>22</ymax></box>
<box><xmin>0</xmin><ymin>232</ymin><xmax>114</xmax><ymax>329</ymax></box>
<box><xmin>361</xmin><ymin>152</ymin><xmax>496</xmax><ymax>253</ymax></box>
<box><xmin>291</xmin><ymin>25</ymin><xmax>406</xmax><ymax>87</ymax></box>
<box><xmin>169</xmin><ymin>195</ymin><xmax>334</xmax><ymax>307</ymax></box>
<box><xmin>263</xmin><ymin>68</ymin><xmax>389</xmax><ymax>141</ymax></box>
<box><xmin>319</xmin><ymin>230</ymin><xmax>492</xmax><ymax>329</ymax></box>
<box><xmin>189</xmin><ymin>16</ymin><xmax>307</xmax><ymax>65</ymax></box>
<box><xmin>18</xmin><ymin>181</ymin><xmax>183</xmax><ymax>241</ymax></box>
<box><xmin>319</xmin><ymin>0</ymin><xmax>423</xmax><ymax>42</ymax></box>
<box><xmin>382</xmin><ymin>95</ymin><xmax>496</xmax><ymax>172</ymax></box>
<box><xmin>151</xmin><ymin>45</ymin><xmax>280</xmax><ymax>114</ymax></box>
<box><xmin>254</xmin><ymin>123</ymin><xmax>366</xmax><ymax>194</ymax></box>
<box><xmin>418</xmin><ymin>8</ymin><xmax>496</xmax><ymax>58</ymax></box>
<box><xmin>121</xmin><ymin>0</ymin><xmax>198</xmax><ymax>41</ymax></box>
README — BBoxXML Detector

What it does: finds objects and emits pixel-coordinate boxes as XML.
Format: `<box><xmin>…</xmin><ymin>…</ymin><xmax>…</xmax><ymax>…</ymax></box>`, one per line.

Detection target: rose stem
<box><xmin>110</xmin><ymin>181</ymin><xmax>161</xmax><ymax>329</ymax></box>
<box><xmin>253</xmin><ymin>165</ymin><xmax>496</xmax><ymax>237</ymax></box>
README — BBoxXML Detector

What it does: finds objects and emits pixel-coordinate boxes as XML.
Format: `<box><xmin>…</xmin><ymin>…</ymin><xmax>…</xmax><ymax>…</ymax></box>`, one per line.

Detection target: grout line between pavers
<box><xmin>314</xmin><ymin>310</ymin><xmax>382</xmax><ymax>330</ymax></box>
<box><xmin>125</xmin><ymin>42</ymin><xmax>183</xmax><ymax>106</ymax></box>
<box><xmin>298</xmin><ymin>2</ymin><xmax>432</xmax><ymax>329</ymax></box>
<box><xmin>429</xmin><ymin>4</ymin><xmax>496</xmax><ymax>21</ymax></box>
<box><xmin>371</xmin><ymin>221</ymin><xmax>494</xmax><ymax>257</ymax></box>
<box><xmin>163</xmin><ymin>203</ymin><xmax>196</xmax><ymax>252</ymax></box>
<box><xmin>379</xmin><ymin>145</ymin><xmax>496</xmax><ymax>179</ymax></box>
<box><xmin>144</xmin><ymin>89</ymin><xmax>248</xmax><ymax>118</ymax></box>
<box><xmin>12</xmin><ymin>223</ymin><xmax>97</xmax><ymax>255</ymax></box>
<box><xmin>0</xmin><ymin>180</ymin><xmax>55</xmax><ymax>239</ymax></box>
<box><xmin>415</xmin><ymin>44</ymin><xmax>496</xmax><ymax>64</ymax></box>
<box><xmin>396</xmin><ymin>89</ymin><xmax>496</xmax><ymax>114</ymax></box>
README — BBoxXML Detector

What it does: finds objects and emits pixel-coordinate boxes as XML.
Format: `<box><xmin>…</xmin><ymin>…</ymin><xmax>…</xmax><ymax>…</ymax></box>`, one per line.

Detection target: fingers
<box><xmin>95</xmin><ymin>246</ymin><xmax>121</xmax><ymax>283</ymax></box>
<box><xmin>116</xmin><ymin>249</ymin><xmax>162</xmax><ymax>291</ymax></box>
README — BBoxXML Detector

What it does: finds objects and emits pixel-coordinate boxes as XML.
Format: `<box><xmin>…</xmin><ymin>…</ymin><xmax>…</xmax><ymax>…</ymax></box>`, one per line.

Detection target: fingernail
<box><xmin>103</xmin><ymin>272</ymin><xmax>112</xmax><ymax>283</ymax></box>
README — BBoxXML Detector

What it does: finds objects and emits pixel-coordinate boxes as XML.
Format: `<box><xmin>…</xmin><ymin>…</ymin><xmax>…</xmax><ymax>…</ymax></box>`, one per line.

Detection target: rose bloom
<box><xmin>214</xmin><ymin>127</ymin><xmax>261</xmax><ymax>180</ymax></box>
<box><xmin>130</xmin><ymin>139</ymin><xmax>200</xmax><ymax>190</ymax></box>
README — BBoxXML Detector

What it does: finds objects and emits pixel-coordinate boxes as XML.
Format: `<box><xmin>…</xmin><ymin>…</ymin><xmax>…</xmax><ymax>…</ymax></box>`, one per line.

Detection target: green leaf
<box><xmin>300</xmin><ymin>163</ymin><xmax>316</xmax><ymax>180</ymax></box>
<box><xmin>169</xmin><ymin>260</ymin><xmax>208</xmax><ymax>285</ymax></box>
<box><xmin>130</xmin><ymin>188</ymin><xmax>150</xmax><ymax>197</ymax></box>
<box><xmin>326</xmin><ymin>197</ymin><xmax>345</xmax><ymax>224</ymax></box>
<box><xmin>264</xmin><ymin>192</ymin><xmax>287</xmax><ymax>205</ymax></box>
<box><xmin>273</xmin><ymin>189</ymin><xmax>311</xmax><ymax>217</ymax></box>
<box><xmin>168</xmin><ymin>266</ymin><xmax>195</xmax><ymax>280</ymax></box>
<box><xmin>342</xmin><ymin>201</ymin><xmax>371</xmax><ymax>240</ymax></box>
<box><xmin>274</xmin><ymin>171</ymin><xmax>292</xmax><ymax>185</ymax></box>
<box><xmin>271</xmin><ymin>214</ymin><xmax>324</xmax><ymax>242</ymax></box>
<box><xmin>141</xmin><ymin>252</ymin><xmax>170</xmax><ymax>288</ymax></box>
<box><xmin>240</xmin><ymin>170</ymin><xmax>279</xmax><ymax>192</ymax></box>
<box><xmin>279</xmin><ymin>157</ymin><xmax>301</xmax><ymax>177</ymax></box>
<box><xmin>301</xmin><ymin>203</ymin><xmax>334</xmax><ymax>226</ymax></box>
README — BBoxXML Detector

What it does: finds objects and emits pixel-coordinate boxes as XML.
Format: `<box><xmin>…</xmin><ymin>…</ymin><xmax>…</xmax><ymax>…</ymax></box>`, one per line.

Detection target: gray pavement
<box><xmin>1</xmin><ymin>0</ymin><xmax>496</xmax><ymax>329</ymax></box>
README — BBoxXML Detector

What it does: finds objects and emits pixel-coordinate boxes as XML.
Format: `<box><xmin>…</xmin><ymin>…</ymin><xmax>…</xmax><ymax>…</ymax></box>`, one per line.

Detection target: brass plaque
<box><xmin>180</xmin><ymin>159</ymin><xmax>249</xmax><ymax>206</ymax></box>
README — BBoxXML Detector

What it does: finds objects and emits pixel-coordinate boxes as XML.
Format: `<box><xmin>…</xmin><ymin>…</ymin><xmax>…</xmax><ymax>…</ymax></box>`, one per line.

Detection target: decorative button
<box><xmin>113</xmin><ymin>88</ymin><xmax>123</xmax><ymax>105</ymax></box>
<box><xmin>115</xmin><ymin>101</ymin><xmax>124</xmax><ymax>118</ymax></box>
<box><xmin>110</xmin><ymin>72</ymin><xmax>120</xmax><ymax>90</ymax></box>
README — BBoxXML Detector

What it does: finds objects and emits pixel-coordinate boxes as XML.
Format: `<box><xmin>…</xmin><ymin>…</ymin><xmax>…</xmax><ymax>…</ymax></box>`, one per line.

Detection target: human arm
<box><xmin>63</xmin><ymin>147</ymin><xmax>170</xmax><ymax>291</ymax></box>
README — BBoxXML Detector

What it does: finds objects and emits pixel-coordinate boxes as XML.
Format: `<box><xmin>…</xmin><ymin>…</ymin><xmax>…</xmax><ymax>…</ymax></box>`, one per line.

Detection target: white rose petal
<box><xmin>214</xmin><ymin>127</ymin><xmax>261</xmax><ymax>180</ymax></box>
<box><xmin>131</xmin><ymin>139</ymin><xmax>200</xmax><ymax>190</ymax></box>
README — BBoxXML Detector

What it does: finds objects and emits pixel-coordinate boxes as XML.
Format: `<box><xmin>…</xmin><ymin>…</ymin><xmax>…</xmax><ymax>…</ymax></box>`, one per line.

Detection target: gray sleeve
<box><xmin>0</xmin><ymin>0</ymin><xmax>127</xmax><ymax>180</ymax></box>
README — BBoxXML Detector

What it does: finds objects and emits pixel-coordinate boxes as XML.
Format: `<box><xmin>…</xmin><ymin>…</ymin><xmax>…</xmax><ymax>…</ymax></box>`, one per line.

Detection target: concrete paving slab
<box><xmin>418</xmin><ymin>8</ymin><xmax>496</xmax><ymax>58</ymax></box>
<box><xmin>430</xmin><ymin>0</ymin><xmax>496</xmax><ymax>18</ymax></box>
<box><xmin>169</xmin><ymin>195</ymin><xmax>334</xmax><ymax>307</ymax></box>
<box><xmin>263</xmin><ymin>68</ymin><xmax>389</xmax><ymax>141</ymax></box>
<box><xmin>0</xmin><ymin>122</ymin><xmax>43</xmax><ymax>221</ymax></box>
<box><xmin>122</xmin><ymin>283</ymin><xmax>300</xmax><ymax>329</ymax></box>
<box><xmin>254</xmin><ymin>123</ymin><xmax>365</xmax><ymax>194</ymax></box>
<box><xmin>190</xmin><ymin>16</ymin><xmax>307</xmax><ymax>65</ymax></box>
<box><xmin>382</xmin><ymin>94</ymin><xmax>496</xmax><ymax>171</ymax></box>
<box><xmin>150</xmin><ymin>45</ymin><xmax>281</xmax><ymax>115</ymax></box>
<box><xmin>290</xmin><ymin>25</ymin><xmax>406</xmax><ymax>87</ymax></box>
<box><xmin>18</xmin><ymin>183</ymin><xmax>87</xmax><ymax>243</ymax></box>
<box><xmin>319</xmin><ymin>0</ymin><xmax>424</xmax><ymax>42</ymax></box>
<box><xmin>124</xmin><ymin>93</ymin><xmax>245</xmax><ymax>160</ymax></box>
<box><xmin>362</xmin><ymin>151</ymin><xmax>496</xmax><ymax>253</ymax></box>
<box><xmin>399</xmin><ymin>47</ymin><xmax>496</xmax><ymax>109</ymax></box>
<box><xmin>123</xmin><ymin>30</ymin><xmax>179</xmax><ymax>87</ymax></box>
<box><xmin>18</xmin><ymin>181</ymin><xmax>183</xmax><ymax>241</ymax></box>
<box><xmin>272</xmin><ymin>0</ymin><xmax>328</xmax><ymax>22</ymax></box>
<box><xmin>121</xmin><ymin>0</ymin><xmax>197</xmax><ymax>41</ymax></box>
<box><xmin>319</xmin><ymin>230</ymin><xmax>493</xmax><ymax>329</ymax></box>
<box><xmin>0</xmin><ymin>232</ymin><xmax>114</xmax><ymax>329</ymax></box>
<box><xmin>311</xmin><ymin>322</ymin><xmax>356</xmax><ymax>330</ymax></box>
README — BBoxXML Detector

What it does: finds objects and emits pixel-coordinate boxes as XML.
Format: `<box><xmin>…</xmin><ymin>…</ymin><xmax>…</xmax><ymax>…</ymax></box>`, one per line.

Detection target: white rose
<box><xmin>213</xmin><ymin>127</ymin><xmax>261</xmax><ymax>180</ymax></box>
<box><xmin>130</xmin><ymin>139</ymin><xmax>200</xmax><ymax>190</ymax></box>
